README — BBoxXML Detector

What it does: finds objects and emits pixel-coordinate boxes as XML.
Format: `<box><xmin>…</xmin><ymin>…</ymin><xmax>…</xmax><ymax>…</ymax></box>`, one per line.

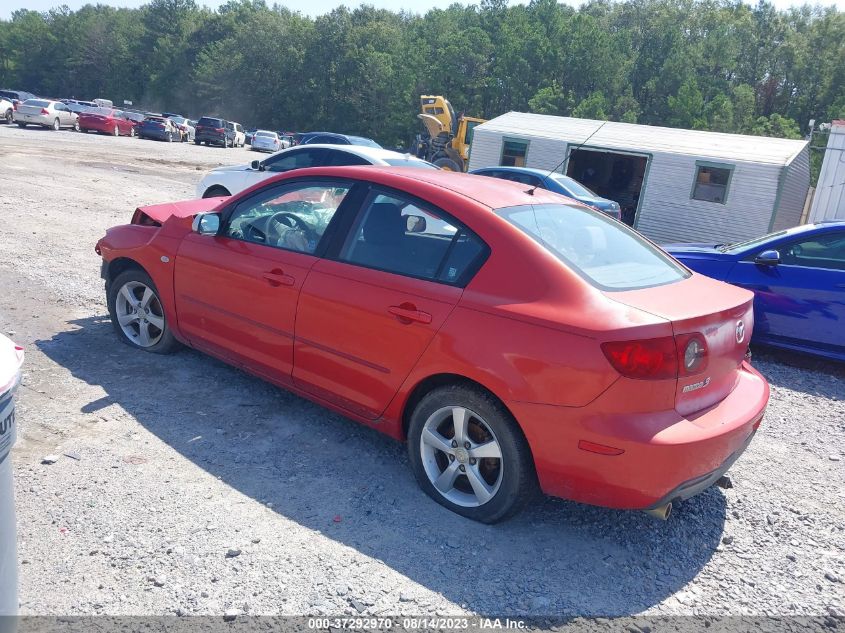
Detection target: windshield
<box><xmin>550</xmin><ymin>174</ymin><xmax>598</xmax><ymax>198</ymax></box>
<box><xmin>383</xmin><ymin>158</ymin><xmax>437</xmax><ymax>169</ymax></box>
<box><xmin>719</xmin><ymin>229</ymin><xmax>790</xmax><ymax>252</ymax></box>
<box><xmin>496</xmin><ymin>204</ymin><xmax>689</xmax><ymax>291</ymax></box>
<box><xmin>347</xmin><ymin>136</ymin><xmax>382</xmax><ymax>148</ymax></box>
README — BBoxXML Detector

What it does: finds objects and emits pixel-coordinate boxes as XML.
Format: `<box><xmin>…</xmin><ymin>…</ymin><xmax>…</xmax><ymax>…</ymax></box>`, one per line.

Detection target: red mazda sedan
<box><xmin>95</xmin><ymin>168</ymin><xmax>769</xmax><ymax>523</ymax></box>
<box><xmin>79</xmin><ymin>108</ymin><xmax>137</xmax><ymax>137</ymax></box>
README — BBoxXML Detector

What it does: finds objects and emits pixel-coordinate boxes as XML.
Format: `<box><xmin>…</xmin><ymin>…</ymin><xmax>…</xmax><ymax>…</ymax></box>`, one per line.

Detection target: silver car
<box><xmin>13</xmin><ymin>99</ymin><xmax>79</xmax><ymax>131</ymax></box>
<box><xmin>250</xmin><ymin>130</ymin><xmax>282</xmax><ymax>153</ymax></box>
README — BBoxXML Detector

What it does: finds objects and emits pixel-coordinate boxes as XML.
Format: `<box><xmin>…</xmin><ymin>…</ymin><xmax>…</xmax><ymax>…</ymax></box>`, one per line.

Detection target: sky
<box><xmin>2</xmin><ymin>0</ymin><xmax>844</xmax><ymax>19</ymax></box>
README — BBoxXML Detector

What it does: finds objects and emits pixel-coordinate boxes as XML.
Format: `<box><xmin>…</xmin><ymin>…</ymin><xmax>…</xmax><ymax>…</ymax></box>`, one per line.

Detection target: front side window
<box><xmin>779</xmin><ymin>232</ymin><xmax>845</xmax><ymax>271</ymax></box>
<box><xmin>339</xmin><ymin>192</ymin><xmax>487</xmax><ymax>284</ymax></box>
<box><xmin>224</xmin><ymin>181</ymin><xmax>350</xmax><ymax>254</ymax></box>
<box><xmin>692</xmin><ymin>163</ymin><xmax>733</xmax><ymax>204</ymax></box>
<box><xmin>496</xmin><ymin>204</ymin><xmax>689</xmax><ymax>290</ymax></box>
<box><xmin>501</xmin><ymin>139</ymin><xmax>528</xmax><ymax>167</ymax></box>
<box><xmin>264</xmin><ymin>148</ymin><xmax>325</xmax><ymax>173</ymax></box>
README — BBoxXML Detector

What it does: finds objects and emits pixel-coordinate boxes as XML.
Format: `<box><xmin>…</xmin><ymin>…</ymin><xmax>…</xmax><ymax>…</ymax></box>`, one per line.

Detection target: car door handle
<box><xmin>388</xmin><ymin>305</ymin><xmax>432</xmax><ymax>324</ymax></box>
<box><xmin>262</xmin><ymin>269</ymin><xmax>295</xmax><ymax>287</ymax></box>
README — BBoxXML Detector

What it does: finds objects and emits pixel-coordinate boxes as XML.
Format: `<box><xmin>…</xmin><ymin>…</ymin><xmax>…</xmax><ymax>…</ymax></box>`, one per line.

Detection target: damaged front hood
<box><xmin>135</xmin><ymin>197</ymin><xmax>225</xmax><ymax>224</ymax></box>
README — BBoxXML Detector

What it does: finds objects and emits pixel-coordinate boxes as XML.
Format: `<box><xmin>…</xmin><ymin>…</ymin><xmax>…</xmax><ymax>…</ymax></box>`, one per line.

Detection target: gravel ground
<box><xmin>0</xmin><ymin>124</ymin><xmax>843</xmax><ymax>619</ymax></box>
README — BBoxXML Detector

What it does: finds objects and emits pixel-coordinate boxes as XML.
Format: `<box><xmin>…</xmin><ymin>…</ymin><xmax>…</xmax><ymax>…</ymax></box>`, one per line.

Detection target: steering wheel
<box><xmin>267</xmin><ymin>211</ymin><xmax>318</xmax><ymax>245</ymax></box>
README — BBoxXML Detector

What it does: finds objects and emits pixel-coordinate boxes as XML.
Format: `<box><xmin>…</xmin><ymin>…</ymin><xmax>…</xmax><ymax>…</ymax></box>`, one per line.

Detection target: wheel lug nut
<box><xmin>451</xmin><ymin>440</ymin><xmax>458</xmax><ymax>448</ymax></box>
<box><xmin>459</xmin><ymin>465</ymin><xmax>466</xmax><ymax>472</ymax></box>
<box><xmin>469</xmin><ymin>458</ymin><xmax>476</xmax><ymax>465</ymax></box>
<box><xmin>449</xmin><ymin>454</ymin><xmax>455</xmax><ymax>462</ymax></box>
<box><xmin>464</xmin><ymin>441</ymin><xmax>471</xmax><ymax>449</ymax></box>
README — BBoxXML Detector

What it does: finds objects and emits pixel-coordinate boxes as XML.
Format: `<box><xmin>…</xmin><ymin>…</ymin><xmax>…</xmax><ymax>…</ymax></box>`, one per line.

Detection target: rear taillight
<box><xmin>215</xmin><ymin>127</ymin><xmax>224</xmax><ymax>133</ymax></box>
<box><xmin>601</xmin><ymin>334</ymin><xmax>709</xmax><ymax>380</ymax></box>
<box><xmin>601</xmin><ymin>337</ymin><xmax>677</xmax><ymax>380</ymax></box>
<box><xmin>40</xmin><ymin>108</ymin><xmax>49</xmax><ymax>115</ymax></box>
<box><xmin>676</xmin><ymin>333</ymin><xmax>708</xmax><ymax>376</ymax></box>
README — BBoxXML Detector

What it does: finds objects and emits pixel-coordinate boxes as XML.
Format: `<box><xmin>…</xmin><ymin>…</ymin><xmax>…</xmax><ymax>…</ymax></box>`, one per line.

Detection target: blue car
<box><xmin>665</xmin><ymin>221</ymin><xmax>845</xmax><ymax>361</ymax></box>
<box><xmin>469</xmin><ymin>166</ymin><xmax>622</xmax><ymax>220</ymax></box>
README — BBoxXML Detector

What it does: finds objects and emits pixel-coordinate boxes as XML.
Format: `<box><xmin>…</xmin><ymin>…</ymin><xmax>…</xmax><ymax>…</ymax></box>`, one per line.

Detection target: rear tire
<box><xmin>107</xmin><ymin>269</ymin><xmax>179</xmax><ymax>355</ymax></box>
<box><xmin>129</xmin><ymin>127</ymin><xmax>135</xmax><ymax>137</ymax></box>
<box><xmin>113</xmin><ymin>125</ymin><xmax>119</xmax><ymax>136</ymax></box>
<box><xmin>3</xmin><ymin>109</ymin><xmax>11</xmax><ymax>124</ymax></box>
<box><xmin>167</xmin><ymin>132</ymin><xmax>173</xmax><ymax>142</ymax></box>
<box><xmin>16</xmin><ymin>123</ymin><xmax>26</xmax><ymax>128</ymax></box>
<box><xmin>52</xmin><ymin>118</ymin><xmax>60</xmax><ymax>131</ymax></box>
<box><xmin>407</xmin><ymin>384</ymin><xmax>537</xmax><ymax>523</ymax></box>
<box><xmin>194</xmin><ymin>139</ymin><xmax>201</xmax><ymax>145</ymax></box>
<box><xmin>72</xmin><ymin>120</ymin><xmax>80</xmax><ymax>132</ymax></box>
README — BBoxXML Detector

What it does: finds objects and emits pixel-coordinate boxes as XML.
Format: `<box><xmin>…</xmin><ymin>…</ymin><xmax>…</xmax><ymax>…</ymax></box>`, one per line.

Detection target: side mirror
<box><xmin>250</xmin><ymin>160</ymin><xmax>264</xmax><ymax>171</ymax></box>
<box><xmin>754</xmin><ymin>249</ymin><xmax>780</xmax><ymax>266</ymax></box>
<box><xmin>192</xmin><ymin>213</ymin><xmax>220</xmax><ymax>236</ymax></box>
<box><xmin>406</xmin><ymin>214</ymin><xmax>427</xmax><ymax>233</ymax></box>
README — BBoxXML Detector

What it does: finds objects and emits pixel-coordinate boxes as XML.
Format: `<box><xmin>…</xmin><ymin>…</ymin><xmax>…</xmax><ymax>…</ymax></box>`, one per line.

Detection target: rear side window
<box><xmin>324</xmin><ymin>150</ymin><xmax>371</xmax><ymax>166</ymax></box>
<box><xmin>339</xmin><ymin>191</ymin><xmax>487</xmax><ymax>285</ymax></box>
<box><xmin>496</xmin><ymin>204</ymin><xmax>689</xmax><ymax>290</ymax></box>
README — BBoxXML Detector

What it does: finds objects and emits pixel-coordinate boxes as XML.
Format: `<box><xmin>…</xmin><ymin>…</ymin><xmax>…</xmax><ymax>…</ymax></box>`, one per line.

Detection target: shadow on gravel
<box><xmin>39</xmin><ymin>315</ymin><xmax>729</xmax><ymax>617</ymax></box>
<box><xmin>751</xmin><ymin>345</ymin><xmax>845</xmax><ymax>398</ymax></box>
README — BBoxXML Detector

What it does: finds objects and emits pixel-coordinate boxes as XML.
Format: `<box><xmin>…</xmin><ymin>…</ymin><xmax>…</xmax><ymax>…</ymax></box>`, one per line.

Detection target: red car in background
<box><xmin>95</xmin><ymin>168</ymin><xmax>769</xmax><ymax>523</ymax></box>
<box><xmin>78</xmin><ymin>108</ymin><xmax>137</xmax><ymax>137</ymax></box>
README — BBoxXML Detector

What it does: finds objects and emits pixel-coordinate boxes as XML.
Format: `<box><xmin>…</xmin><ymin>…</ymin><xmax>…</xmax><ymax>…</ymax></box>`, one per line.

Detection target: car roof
<box><xmin>472</xmin><ymin>165</ymin><xmax>556</xmax><ymax>179</ymax></box>
<box><xmin>286</xmin><ymin>144</ymin><xmax>429</xmax><ymax>164</ymax></box>
<box><xmin>263</xmin><ymin>165</ymin><xmax>569</xmax><ymax>210</ymax></box>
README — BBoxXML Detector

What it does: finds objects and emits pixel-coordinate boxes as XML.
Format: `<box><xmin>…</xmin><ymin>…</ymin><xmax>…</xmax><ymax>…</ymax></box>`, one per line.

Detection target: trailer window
<box><xmin>501</xmin><ymin>139</ymin><xmax>528</xmax><ymax>167</ymax></box>
<box><xmin>692</xmin><ymin>162</ymin><xmax>733</xmax><ymax>204</ymax></box>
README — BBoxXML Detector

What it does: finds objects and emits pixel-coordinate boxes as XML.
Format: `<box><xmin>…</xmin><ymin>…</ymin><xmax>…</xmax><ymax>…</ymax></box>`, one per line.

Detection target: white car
<box><xmin>196</xmin><ymin>144</ymin><xmax>436</xmax><ymax>198</ymax></box>
<box><xmin>227</xmin><ymin>121</ymin><xmax>246</xmax><ymax>147</ymax></box>
<box><xmin>250</xmin><ymin>130</ymin><xmax>282</xmax><ymax>153</ymax></box>
<box><xmin>13</xmin><ymin>99</ymin><xmax>79</xmax><ymax>131</ymax></box>
<box><xmin>0</xmin><ymin>98</ymin><xmax>12</xmax><ymax>124</ymax></box>
<box><xmin>0</xmin><ymin>334</ymin><xmax>23</xmax><ymax>617</ymax></box>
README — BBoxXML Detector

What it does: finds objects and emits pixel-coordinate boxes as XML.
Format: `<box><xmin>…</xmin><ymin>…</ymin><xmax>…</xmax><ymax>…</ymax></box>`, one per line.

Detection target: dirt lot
<box><xmin>0</xmin><ymin>124</ymin><xmax>843</xmax><ymax>619</ymax></box>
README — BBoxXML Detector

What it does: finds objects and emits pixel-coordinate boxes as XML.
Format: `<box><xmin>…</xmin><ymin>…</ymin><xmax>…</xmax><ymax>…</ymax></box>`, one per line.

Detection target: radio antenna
<box><xmin>526</xmin><ymin>120</ymin><xmax>608</xmax><ymax>196</ymax></box>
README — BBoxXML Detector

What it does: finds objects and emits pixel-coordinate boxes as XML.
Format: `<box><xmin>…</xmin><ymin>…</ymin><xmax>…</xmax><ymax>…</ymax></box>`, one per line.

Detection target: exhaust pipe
<box><xmin>643</xmin><ymin>502</ymin><xmax>672</xmax><ymax>521</ymax></box>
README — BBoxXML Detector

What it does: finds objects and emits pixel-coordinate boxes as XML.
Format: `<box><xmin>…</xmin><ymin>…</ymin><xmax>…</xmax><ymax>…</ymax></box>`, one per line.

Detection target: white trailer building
<box><xmin>468</xmin><ymin>112</ymin><xmax>810</xmax><ymax>244</ymax></box>
<box><xmin>808</xmin><ymin>120</ymin><xmax>845</xmax><ymax>223</ymax></box>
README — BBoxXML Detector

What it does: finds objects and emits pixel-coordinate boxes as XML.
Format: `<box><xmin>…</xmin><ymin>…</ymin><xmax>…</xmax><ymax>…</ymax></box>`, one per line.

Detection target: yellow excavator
<box><xmin>413</xmin><ymin>95</ymin><xmax>486</xmax><ymax>172</ymax></box>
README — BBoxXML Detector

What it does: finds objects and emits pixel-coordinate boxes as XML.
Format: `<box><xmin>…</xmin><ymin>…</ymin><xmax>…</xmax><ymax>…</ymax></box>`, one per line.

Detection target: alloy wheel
<box><xmin>419</xmin><ymin>406</ymin><xmax>504</xmax><ymax>507</ymax></box>
<box><xmin>114</xmin><ymin>281</ymin><xmax>166</xmax><ymax>347</ymax></box>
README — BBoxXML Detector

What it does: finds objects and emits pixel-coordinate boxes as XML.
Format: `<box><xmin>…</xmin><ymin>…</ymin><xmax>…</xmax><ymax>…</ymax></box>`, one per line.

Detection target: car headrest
<box><xmin>362</xmin><ymin>203</ymin><xmax>406</xmax><ymax>246</ymax></box>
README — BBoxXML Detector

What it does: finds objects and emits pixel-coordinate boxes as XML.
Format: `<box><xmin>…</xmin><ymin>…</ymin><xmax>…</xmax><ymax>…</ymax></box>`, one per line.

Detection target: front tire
<box><xmin>433</xmin><ymin>157</ymin><xmax>462</xmax><ymax>172</ymax></box>
<box><xmin>202</xmin><ymin>185</ymin><xmax>231</xmax><ymax>198</ymax></box>
<box><xmin>129</xmin><ymin>127</ymin><xmax>135</xmax><ymax>137</ymax></box>
<box><xmin>107</xmin><ymin>269</ymin><xmax>178</xmax><ymax>354</ymax></box>
<box><xmin>407</xmin><ymin>384</ymin><xmax>537</xmax><ymax>523</ymax></box>
<box><xmin>113</xmin><ymin>125</ymin><xmax>119</xmax><ymax>136</ymax></box>
<box><xmin>3</xmin><ymin>109</ymin><xmax>11</xmax><ymax>124</ymax></box>
<box><xmin>72</xmin><ymin>120</ymin><xmax>80</xmax><ymax>132</ymax></box>
<box><xmin>16</xmin><ymin>122</ymin><xmax>26</xmax><ymax>128</ymax></box>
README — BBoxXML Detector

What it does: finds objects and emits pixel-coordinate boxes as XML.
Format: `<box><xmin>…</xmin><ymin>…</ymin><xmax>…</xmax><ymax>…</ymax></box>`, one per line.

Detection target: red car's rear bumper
<box><xmin>509</xmin><ymin>361</ymin><xmax>769</xmax><ymax>509</ymax></box>
<box><xmin>80</xmin><ymin>119</ymin><xmax>112</xmax><ymax>132</ymax></box>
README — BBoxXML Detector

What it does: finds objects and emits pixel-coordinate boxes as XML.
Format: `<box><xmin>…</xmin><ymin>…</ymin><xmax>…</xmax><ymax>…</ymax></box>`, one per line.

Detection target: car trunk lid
<box><xmin>608</xmin><ymin>273</ymin><xmax>754</xmax><ymax>416</ymax></box>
